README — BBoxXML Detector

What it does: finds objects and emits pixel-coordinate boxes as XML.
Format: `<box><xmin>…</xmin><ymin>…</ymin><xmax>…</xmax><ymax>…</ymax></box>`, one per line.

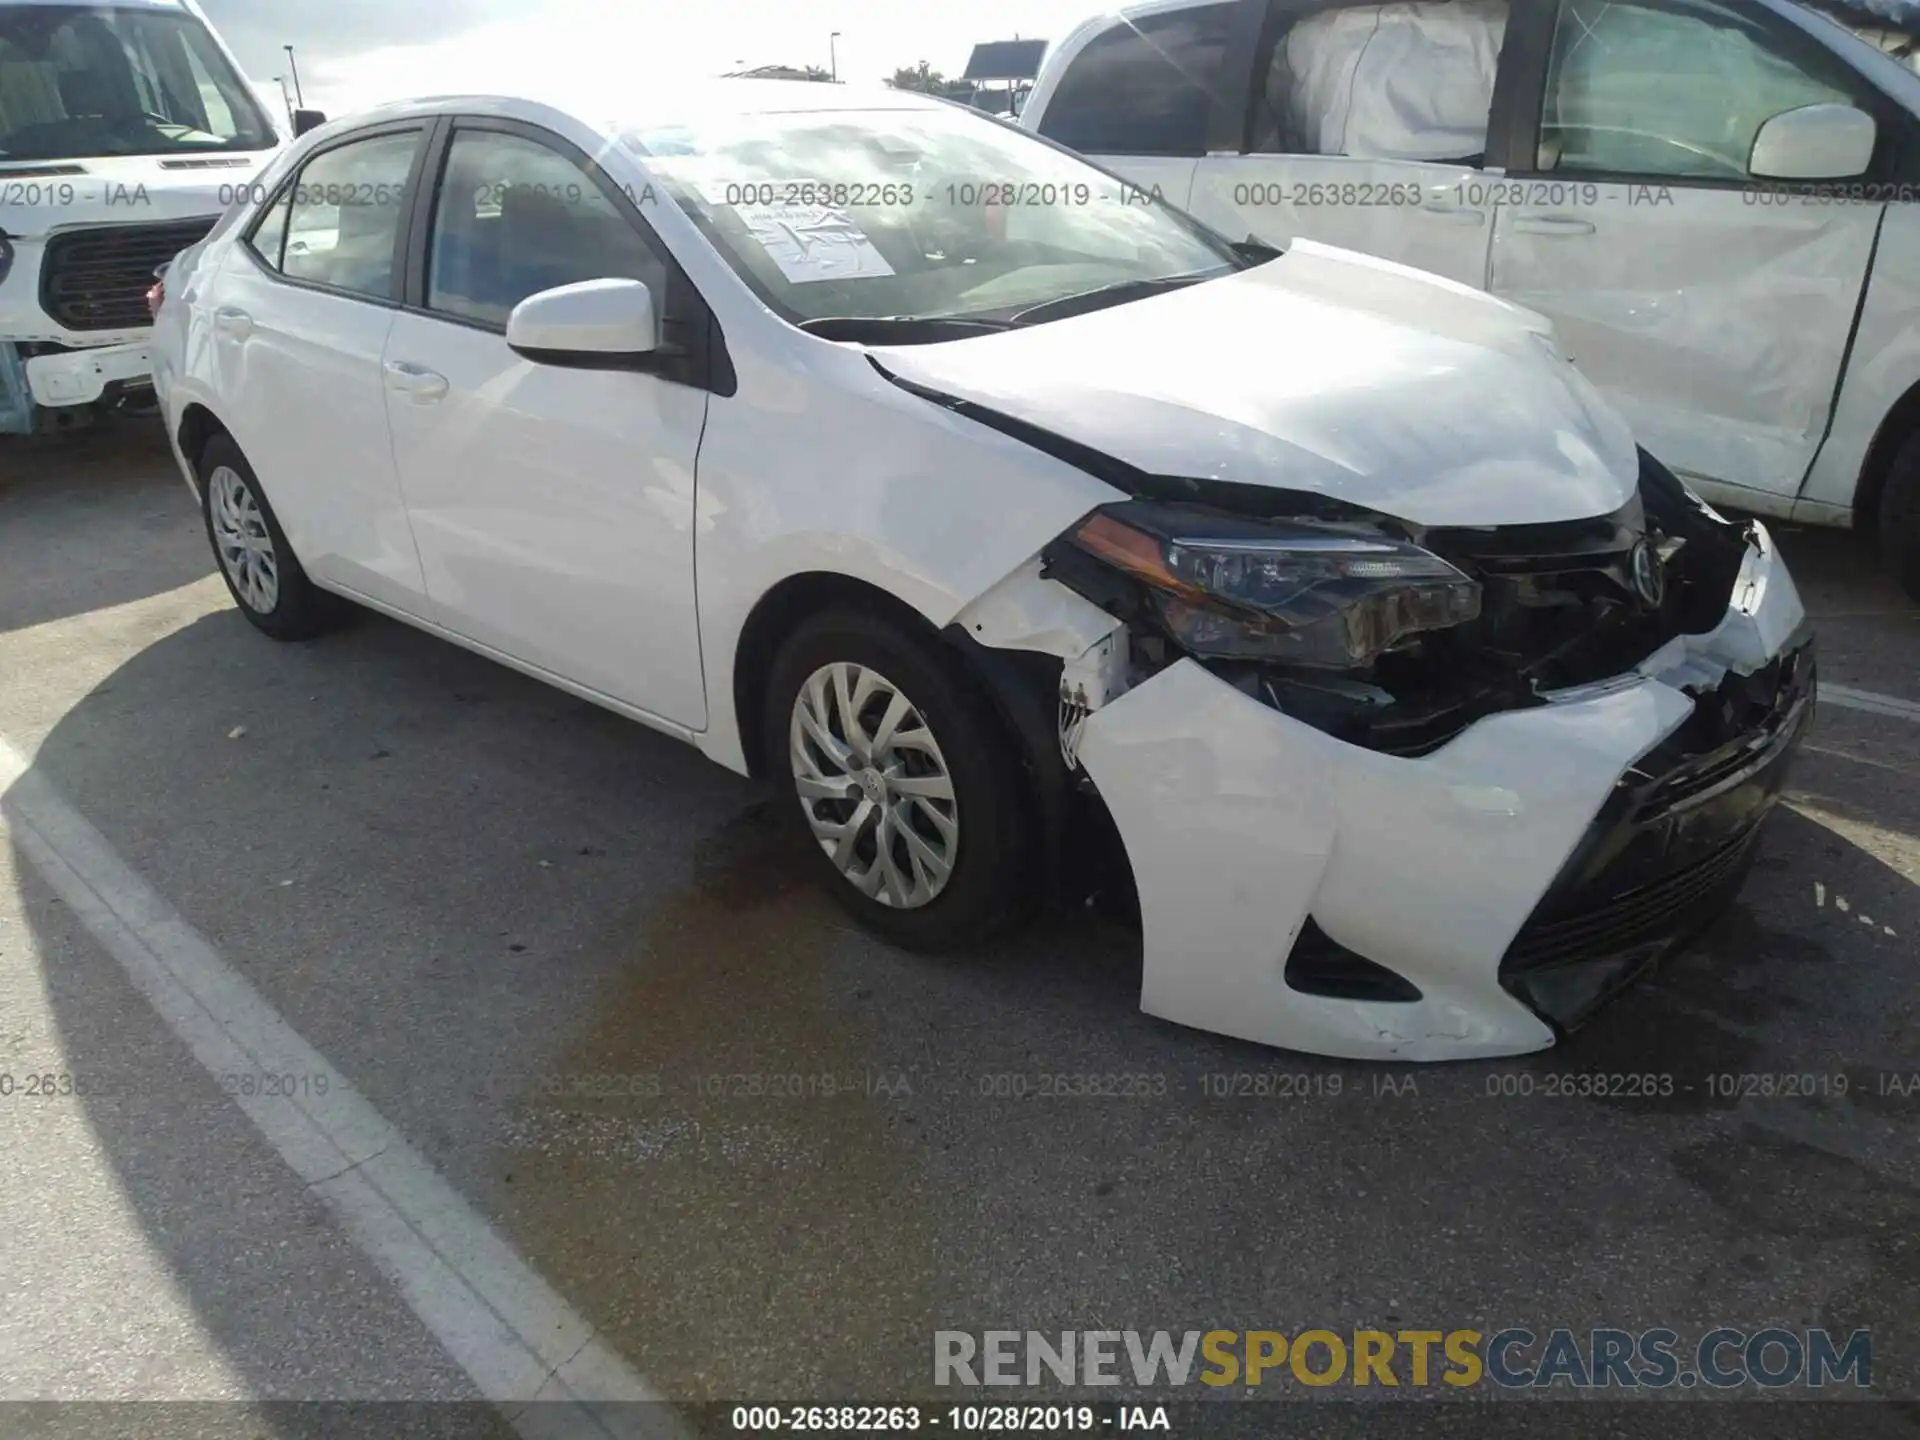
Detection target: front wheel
<box><xmin>197</xmin><ymin>433</ymin><xmax>338</xmax><ymax>641</ymax></box>
<box><xmin>763</xmin><ymin>609</ymin><xmax>1035</xmax><ymax>951</ymax></box>
<box><xmin>1882</xmin><ymin>433</ymin><xmax>1920</xmax><ymax>605</ymax></box>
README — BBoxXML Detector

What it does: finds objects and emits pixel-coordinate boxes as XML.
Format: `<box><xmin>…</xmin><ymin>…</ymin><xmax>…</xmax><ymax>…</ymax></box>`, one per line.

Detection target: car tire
<box><xmin>763</xmin><ymin>608</ymin><xmax>1034</xmax><ymax>951</ymax></box>
<box><xmin>1879</xmin><ymin>431</ymin><xmax>1920</xmax><ymax>604</ymax></box>
<box><xmin>196</xmin><ymin>433</ymin><xmax>337</xmax><ymax>641</ymax></box>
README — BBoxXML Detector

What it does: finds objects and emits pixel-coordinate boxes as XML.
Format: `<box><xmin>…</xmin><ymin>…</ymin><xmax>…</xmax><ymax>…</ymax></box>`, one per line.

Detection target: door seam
<box><xmin>1792</xmin><ymin>203</ymin><xmax>1890</xmax><ymax>507</ymax></box>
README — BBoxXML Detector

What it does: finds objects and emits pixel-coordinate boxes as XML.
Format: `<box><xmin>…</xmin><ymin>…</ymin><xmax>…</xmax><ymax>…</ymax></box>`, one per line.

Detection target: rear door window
<box><xmin>278</xmin><ymin>130</ymin><xmax>421</xmax><ymax>300</ymax></box>
<box><xmin>1037</xmin><ymin>5</ymin><xmax>1239</xmax><ymax>155</ymax></box>
<box><xmin>247</xmin><ymin>184</ymin><xmax>293</xmax><ymax>271</ymax></box>
<box><xmin>1250</xmin><ymin>0</ymin><xmax>1510</xmax><ymax>162</ymax></box>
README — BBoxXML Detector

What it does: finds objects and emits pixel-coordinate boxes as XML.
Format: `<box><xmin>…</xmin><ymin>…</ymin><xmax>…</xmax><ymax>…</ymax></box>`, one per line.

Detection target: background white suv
<box><xmin>0</xmin><ymin>0</ymin><xmax>286</xmax><ymax>435</ymax></box>
<box><xmin>1023</xmin><ymin>0</ymin><xmax>1920</xmax><ymax>598</ymax></box>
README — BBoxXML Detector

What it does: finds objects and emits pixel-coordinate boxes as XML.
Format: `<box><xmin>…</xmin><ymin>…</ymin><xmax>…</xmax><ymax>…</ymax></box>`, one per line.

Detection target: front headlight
<box><xmin>1064</xmin><ymin>502</ymin><xmax>1481</xmax><ymax>669</ymax></box>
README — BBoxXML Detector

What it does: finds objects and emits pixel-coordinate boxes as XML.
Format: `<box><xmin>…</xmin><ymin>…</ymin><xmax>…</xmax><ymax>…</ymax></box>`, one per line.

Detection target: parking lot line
<box><xmin>1819</xmin><ymin>682</ymin><xmax>1920</xmax><ymax>724</ymax></box>
<box><xmin>0</xmin><ymin>736</ymin><xmax>688</xmax><ymax>1440</ymax></box>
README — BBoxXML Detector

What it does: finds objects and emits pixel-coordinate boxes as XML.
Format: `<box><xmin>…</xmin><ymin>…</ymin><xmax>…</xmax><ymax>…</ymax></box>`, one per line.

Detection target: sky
<box><xmin>199</xmin><ymin>0</ymin><xmax>1105</xmax><ymax>119</ymax></box>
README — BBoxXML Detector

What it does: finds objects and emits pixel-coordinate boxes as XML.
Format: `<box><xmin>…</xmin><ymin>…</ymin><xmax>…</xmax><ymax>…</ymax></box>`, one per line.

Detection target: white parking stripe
<box><xmin>0</xmin><ymin>738</ymin><xmax>688</xmax><ymax>1440</ymax></box>
<box><xmin>1819</xmin><ymin>682</ymin><xmax>1920</xmax><ymax>724</ymax></box>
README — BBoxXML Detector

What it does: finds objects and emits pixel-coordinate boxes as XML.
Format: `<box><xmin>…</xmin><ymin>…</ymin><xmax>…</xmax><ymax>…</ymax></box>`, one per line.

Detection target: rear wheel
<box><xmin>197</xmin><ymin>433</ymin><xmax>337</xmax><ymax>640</ymax></box>
<box><xmin>763</xmin><ymin>609</ymin><xmax>1034</xmax><ymax>950</ymax></box>
<box><xmin>1879</xmin><ymin>431</ymin><xmax>1920</xmax><ymax>604</ymax></box>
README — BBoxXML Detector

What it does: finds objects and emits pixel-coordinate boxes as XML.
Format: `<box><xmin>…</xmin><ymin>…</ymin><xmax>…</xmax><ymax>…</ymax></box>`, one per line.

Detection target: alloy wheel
<box><xmin>208</xmin><ymin>465</ymin><xmax>279</xmax><ymax>614</ymax></box>
<box><xmin>789</xmin><ymin>661</ymin><xmax>959</xmax><ymax>908</ymax></box>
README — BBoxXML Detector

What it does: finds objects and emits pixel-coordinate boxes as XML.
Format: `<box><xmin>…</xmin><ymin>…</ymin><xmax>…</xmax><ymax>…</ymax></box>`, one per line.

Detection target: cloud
<box><xmin>200</xmin><ymin>0</ymin><xmax>1108</xmax><ymax>117</ymax></box>
<box><xmin>200</xmin><ymin>0</ymin><xmax>520</xmax><ymax>75</ymax></box>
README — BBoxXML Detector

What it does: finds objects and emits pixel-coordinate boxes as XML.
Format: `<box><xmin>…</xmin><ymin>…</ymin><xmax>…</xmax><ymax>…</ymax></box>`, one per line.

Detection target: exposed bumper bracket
<box><xmin>26</xmin><ymin>341</ymin><xmax>153</xmax><ymax>408</ymax></box>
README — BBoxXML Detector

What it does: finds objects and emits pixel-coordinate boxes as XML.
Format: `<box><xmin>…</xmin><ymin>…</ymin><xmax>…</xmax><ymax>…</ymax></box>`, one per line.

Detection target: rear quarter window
<box><xmin>1036</xmin><ymin>4</ymin><xmax>1239</xmax><ymax>156</ymax></box>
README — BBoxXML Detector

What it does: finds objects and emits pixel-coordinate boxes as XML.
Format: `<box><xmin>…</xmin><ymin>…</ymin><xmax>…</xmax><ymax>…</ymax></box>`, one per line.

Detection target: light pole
<box><xmin>283</xmin><ymin>44</ymin><xmax>305</xmax><ymax>107</ymax></box>
<box><xmin>272</xmin><ymin>74</ymin><xmax>294</xmax><ymax>127</ymax></box>
<box><xmin>829</xmin><ymin>32</ymin><xmax>840</xmax><ymax>82</ymax></box>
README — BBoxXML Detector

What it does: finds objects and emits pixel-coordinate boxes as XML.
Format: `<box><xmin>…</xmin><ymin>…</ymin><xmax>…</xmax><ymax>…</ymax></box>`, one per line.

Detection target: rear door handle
<box><xmin>213</xmin><ymin>306</ymin><xmax>253</xmax><ymax>339</ymax></box>
<box><xmin>383</xmin><ymin>360</ymin><xmax>449</xmax><ymax>403</ymax></box>
<box><xmin>1509</xmin><ymin>213</ymin><xmax>1597</xmax><ymax>236</ymax></box>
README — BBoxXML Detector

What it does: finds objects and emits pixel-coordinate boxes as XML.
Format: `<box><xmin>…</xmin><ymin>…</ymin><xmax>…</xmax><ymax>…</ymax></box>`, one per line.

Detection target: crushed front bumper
<box><xmin>1501</xmin><ymin>638</ymin><xmax>1812</xmax><ymax>1030</ymax></box>
<box><xmin>1074</xmin><ymin>525</ymin><xmax>1810</xmax><ymax>1061</ymax></box>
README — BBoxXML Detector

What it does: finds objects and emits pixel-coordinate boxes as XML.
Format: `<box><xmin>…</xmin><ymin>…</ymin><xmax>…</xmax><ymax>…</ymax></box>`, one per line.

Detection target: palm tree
<box><xmin>887</xmin><ymin>61</ymin><xmax>946</xmax><ymax>93</ymax></box>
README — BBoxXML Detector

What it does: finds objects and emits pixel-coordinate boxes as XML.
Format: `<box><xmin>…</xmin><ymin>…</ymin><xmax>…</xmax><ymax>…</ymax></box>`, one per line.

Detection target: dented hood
<box><xmin>871</xmin><ymin>240</ymin><xmax>1641</xmax><ymax>528</ymax></box>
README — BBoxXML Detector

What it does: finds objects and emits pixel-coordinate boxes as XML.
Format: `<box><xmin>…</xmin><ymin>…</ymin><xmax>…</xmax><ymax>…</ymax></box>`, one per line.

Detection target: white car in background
<box><xmin>1023</xmin><ymin>0</ymin><xmax>1920</xmax><ymax>598</ymax></box>
<box><xmin>152</xmin><ymin>82</ymin><xmax>1811</xmax><ymax>1061</ymax></box>
<box><xmin>0</xmin><ymin>0</ymin><xmax>302</xmax><ymax>435</ymax></box>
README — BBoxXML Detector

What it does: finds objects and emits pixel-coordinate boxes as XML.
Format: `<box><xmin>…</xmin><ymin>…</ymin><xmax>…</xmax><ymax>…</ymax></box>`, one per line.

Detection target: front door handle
<box><xmin>1420</xmin><ymin>198</ymin><xmax>1489</xmax><ymax>226</ymax></box>
<box><xmin>1420</xmin><ymin>200</ymin><xmax>1487</xmax><ymax>225</ymax></box>
<box><xmin>1509</xmin><ymin>213</ymin><xmax>1597</xmax><ymax>236</ymax></box>
<box><xmin>383</xmin><ymin>360</ymin><xmax>449</xmax><ymax>403</ymax></box>
<box><xmin>213</xmin><ymin>306</ymin><xmax>253</xmax><ymax>339</ymax></box>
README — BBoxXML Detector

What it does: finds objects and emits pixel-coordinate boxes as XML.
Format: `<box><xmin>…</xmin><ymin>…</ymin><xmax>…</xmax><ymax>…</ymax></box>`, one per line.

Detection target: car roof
<box><xmin>341</xmin><ymin>79</ymin><xmax>952</xmax><ymax>137</ymax></box>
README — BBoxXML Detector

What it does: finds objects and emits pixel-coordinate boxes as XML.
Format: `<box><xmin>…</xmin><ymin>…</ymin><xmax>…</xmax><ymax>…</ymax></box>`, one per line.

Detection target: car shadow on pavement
<box><xmin>7</xmin><ymin>601</ymin><xmax>1920</xmax><ymax>1409</ymax></box>
<box><xmin>0</xmin><ymin>424</ymin><xmax>215</xmax><ymax>635</ymax></box>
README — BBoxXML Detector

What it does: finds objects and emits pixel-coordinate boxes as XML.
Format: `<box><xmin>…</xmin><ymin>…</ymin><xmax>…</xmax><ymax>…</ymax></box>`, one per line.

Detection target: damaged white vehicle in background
<box><xmin>1025</xmin><ymin>0</ymin><xmax>1920</xmax><ymax>600</ymax></box>
<box><xmin>0</xmin><ymin>0</ymin><xmax>292</xmax><ymax>435</ymax></box>
<box><xmin>152</xmin><ymin>82</ymin><xmax>1812</xmax><ymax>1061</ymax></box>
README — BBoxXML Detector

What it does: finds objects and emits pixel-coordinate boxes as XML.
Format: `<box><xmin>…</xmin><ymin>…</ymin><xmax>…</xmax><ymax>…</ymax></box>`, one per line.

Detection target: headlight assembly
<box><xmin>1063</xmin><ymin>502</ymin><xmax>1481</xmax><ymax>669</ymax></box>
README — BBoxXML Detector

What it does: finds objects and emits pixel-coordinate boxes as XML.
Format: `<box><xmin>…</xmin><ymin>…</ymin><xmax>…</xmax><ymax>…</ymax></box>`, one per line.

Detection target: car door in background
<box><xmin>1489</xmin><ymin>0</ymin><xmax>1889</xmax><ymax>505</ymax></box>
<box><xmin>1186</xmin><ymin>0</ymin><xmax>1519</xmax><ymax>287</ymax></box>
<box><xmin>1027</xmin><ymin>2</ymin><xmax>1246</xmax><ymax>212</ymax></box>
<box><xmin>210</xmin><ymin>125</ymin><xmax>432</xmax><ymax>612</ymax></box>
<box><xmin>380</xmin><ymin>121</ymin><xmax>711</xmax><ymax>729</ymax></box>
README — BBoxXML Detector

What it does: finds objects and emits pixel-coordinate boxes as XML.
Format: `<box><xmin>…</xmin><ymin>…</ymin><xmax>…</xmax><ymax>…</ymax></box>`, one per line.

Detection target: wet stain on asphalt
<box><xmin>1655</xmin><ymin>904</ymin><xmax>1829</xmax><ymax>1020</ymax></box>
<box><xmin>1552</xmin><ymin>960</ymin><xmax>1762</xmax><ymax>1117</ymax></box>
<box><xmin>1847</xmin><ymin>1064</ymin><xmax>1920</xmax><ymax>1121</ymax></box>
<box><xmin>483</xmin><ymin>800</ymin><xmax>938</xmax><ymax>1400</ymax></box>
<box><xmin>1670</xmin><ymin>1125</ymin><xmax>1920</xmax><ymax>1396</ymax></box>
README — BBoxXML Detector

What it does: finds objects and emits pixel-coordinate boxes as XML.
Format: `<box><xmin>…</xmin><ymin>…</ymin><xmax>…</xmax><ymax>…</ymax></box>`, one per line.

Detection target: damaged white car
<box><xmin>151</xmin><ymin>82</ymin><xmax>1814</xmax><ymax>1061</ymax></box>
<box><xmin>1024</xmin><ymin>0</ymin><xmax>1920</xmax><ymax>600</ymax></box>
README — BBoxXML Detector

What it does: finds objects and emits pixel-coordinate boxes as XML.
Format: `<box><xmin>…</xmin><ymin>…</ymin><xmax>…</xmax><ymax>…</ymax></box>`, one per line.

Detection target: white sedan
<box><xmin>151</xmin><ymin>81</ymin><xmax>1813</xmax><ymax>1061</ymax></box>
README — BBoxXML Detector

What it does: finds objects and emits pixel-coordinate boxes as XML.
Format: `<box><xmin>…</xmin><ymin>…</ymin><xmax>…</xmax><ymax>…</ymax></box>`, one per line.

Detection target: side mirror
<box><xmin>506</xmin><ymin>278</ymin><xmax>658</xmax><ymax>366</ymax></box>
<box><xmin>1749</xmin><ymin>103</ymin><xmax>1875</xmax><ymax>180</ymax></box>
<box><xmin>292</xmin><ymin>108</ymin><xmax>328</xmax><ymax>137</ymax></box>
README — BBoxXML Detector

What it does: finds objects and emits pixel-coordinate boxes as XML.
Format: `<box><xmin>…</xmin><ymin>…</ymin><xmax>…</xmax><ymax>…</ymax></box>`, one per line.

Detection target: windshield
<box><xmin>624</xmin><ymin>102</ymin><xmax>1239</xmax><ymax>326</ymax></box>
<box><xmin>0</xmin><ymin>5</ymin><xmax>276</xmax><ymax>162</ymax></box>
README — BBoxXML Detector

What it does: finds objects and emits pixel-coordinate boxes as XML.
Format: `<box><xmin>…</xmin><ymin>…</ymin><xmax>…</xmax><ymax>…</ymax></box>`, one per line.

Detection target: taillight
<box><xmin>146</xmin><ymin>260</ymin><xmax>170</xmax><ymax>318</ymax></box>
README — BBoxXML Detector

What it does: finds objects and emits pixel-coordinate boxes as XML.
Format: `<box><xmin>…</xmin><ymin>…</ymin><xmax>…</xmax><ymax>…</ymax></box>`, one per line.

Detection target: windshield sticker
<box><xmin>732</xmin><ymin>201</ymin><xmax>896</xmax><ymax>284</ymax></box>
